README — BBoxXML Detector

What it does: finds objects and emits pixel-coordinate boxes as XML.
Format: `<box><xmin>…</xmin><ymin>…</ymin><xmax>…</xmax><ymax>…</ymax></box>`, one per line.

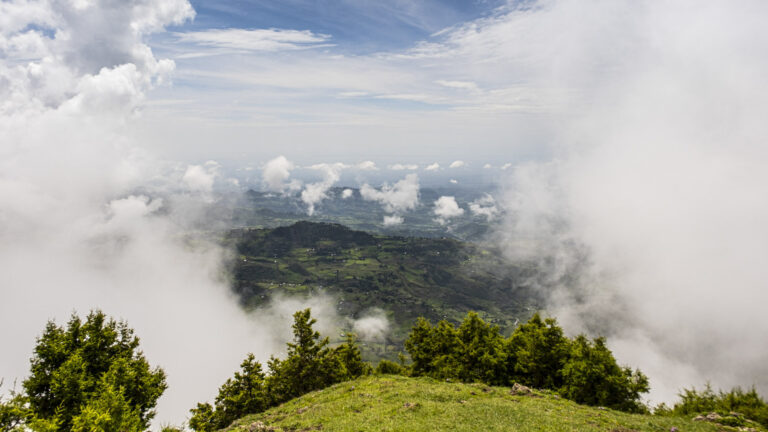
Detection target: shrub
<box><xmin>660</xmin><ymin>384</ymin><xmax>768</xmax><ymax>427</ymax></box>
<box><xmin>375</xmin><ymin>360</ymin><xmax>406</xmax><ymax>375</ymax></box>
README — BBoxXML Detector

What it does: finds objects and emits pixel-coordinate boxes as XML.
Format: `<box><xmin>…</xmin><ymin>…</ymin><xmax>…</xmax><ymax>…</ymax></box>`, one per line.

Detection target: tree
<box><xmin>189</xmin><ymin>354</ymin><xmax>268</xmax><ymax>432</ymax></box>
<box><xmin>455</xmin><ymin>312</ymin><xmax>507</xmax><ymax>384</ymax></box>
<box><xmin>19</xmin><ymin>311</ymin><xmax>166</xmax><ymax>431</ymax></box>
<box><xmin>404</xmin><ymin>318</ymin><xmax>460</xmax><ymax>379</ymax></box>
<box><xmin>190</xmin><ymin>308</ymin><xmax>369</xmax><ymax>432</ymax></box>
<box><xmin>506</xmin><ymin>313</ymin><xmax>570</xmax><ymax>389</ymax></box>
<box><xmin>559</xmin><ymin>335</ymin><xmax>649</xmax><ymax>412</ymax></box>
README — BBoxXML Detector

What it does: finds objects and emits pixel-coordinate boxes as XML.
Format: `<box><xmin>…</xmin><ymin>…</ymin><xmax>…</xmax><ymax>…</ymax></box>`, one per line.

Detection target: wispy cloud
<box><xmin>175</xmin><ymin>28</ymin><xmax>331</xmax><ymax>52</ymax></box>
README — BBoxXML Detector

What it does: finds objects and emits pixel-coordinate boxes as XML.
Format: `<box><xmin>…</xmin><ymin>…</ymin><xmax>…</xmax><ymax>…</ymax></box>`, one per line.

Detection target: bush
<box><xmin>659</xmin><ymin>384</ymin><xmax>768</xmax><ymax>427</ymax></box>
<box><xmin>375</xmin><ymin>360</ymin><xmax>407</xmax><ymax>376</ymax></box>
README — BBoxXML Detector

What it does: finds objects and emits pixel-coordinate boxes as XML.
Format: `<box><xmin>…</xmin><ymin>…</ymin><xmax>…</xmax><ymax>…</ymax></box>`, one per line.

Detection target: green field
<box><xmin>223</xmin><ymin>375</ymin><xmax>763</xmax><ymax>432</ymax></box>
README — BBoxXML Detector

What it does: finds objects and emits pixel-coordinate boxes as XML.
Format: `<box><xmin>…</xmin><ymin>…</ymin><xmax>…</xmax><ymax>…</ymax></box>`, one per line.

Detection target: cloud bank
<box><xmin>493</xmin><ymin>0</ymin><xmax>768</xmax><ymax>403</ymax></box>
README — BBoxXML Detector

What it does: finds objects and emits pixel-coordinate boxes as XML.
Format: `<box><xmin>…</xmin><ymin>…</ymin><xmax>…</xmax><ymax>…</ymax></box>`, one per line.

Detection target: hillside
<box><xmin>222</xmin><ymin>375</ymin><xmax>764</xmax><ymax>432</ymax></box>
<box><xmin>226</xmin><ymin>221</ymin><xmax>539</xmax><ymax>356</ymax></box>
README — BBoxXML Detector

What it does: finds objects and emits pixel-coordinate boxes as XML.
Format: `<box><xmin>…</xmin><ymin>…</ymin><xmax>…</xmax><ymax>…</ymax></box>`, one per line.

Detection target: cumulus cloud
<box><xmin>388</xmin><ymin>163</ymin><xmax>418</xmax><ymax>170</ymax></box>
<box><xmin>483</xmin><ymin>163</ymin><xmax>492</xmax><ymax>169</ymax></box>
<box><xmin>449</xmin><ymin>179</ymin><xmax>458</xmax><ymax>184</ymax></box>
<box><xmin>301</xmin><ymin>162</ymin><xmax>347</xmax><ymax>215</ymax></box>
<box><xmin>433</xmin><ymin>196</ymin><xmax>464</xmax><ymax>225</ymax></box>
<box><xmin>424</xmin><ymin>162</ymin><xmax>440</xmax><ymax>171</ymax></box>
<box><xmin>382</xmin><ymin>215</ymin><xmax>404</xmax><ymax>226</ymax></box>
<box><xmin>469</xmin><ymin>193</ymin><xmax>499</xmax><ymax>221</ymax></box>
<box><xmin>448</xmin><ymin>160</ymin><xmax>465</xmax><ymax>168</ymax></box>
<box><xmin>341</xmin><ymin>188</ymin><xmax>354</xmax><ymax>199</ymax></box>
<box><xmin>501</xmin><ymin>163</ymin><xmax>512</xmax><ymax>170</ymax></box>
<box><xmin>493</xmin><ymin>0</ymin><xmax>768</xmax><ymax>403</ymax></box>
<box><xmin>262</xmin><ymin>155</ymin><xmax>300</xmax><ymax>194</ymax></box>
<box><xmin>360</xmin><ymin>174</ymin><xmax>420</xmax><ymax>225</ymax></box>
<box><xmin>182</xmin><ymin>160</ymin><xmax>220</xmax><ymax>194</ymax></box>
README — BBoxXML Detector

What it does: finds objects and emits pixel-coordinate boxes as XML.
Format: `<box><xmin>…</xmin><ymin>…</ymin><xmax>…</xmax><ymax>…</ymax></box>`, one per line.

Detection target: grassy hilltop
<box><xmin>223</xmin><ymin>375</ymin><xmax>765</xmax><ymax>432</ymax></box>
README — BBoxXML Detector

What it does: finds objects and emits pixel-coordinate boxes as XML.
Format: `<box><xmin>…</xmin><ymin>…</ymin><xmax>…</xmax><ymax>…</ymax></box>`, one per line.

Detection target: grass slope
<box><xmin>223</xmin><ymin>376</ymin><xmax>765</xmax><ymax>432</ymax></box>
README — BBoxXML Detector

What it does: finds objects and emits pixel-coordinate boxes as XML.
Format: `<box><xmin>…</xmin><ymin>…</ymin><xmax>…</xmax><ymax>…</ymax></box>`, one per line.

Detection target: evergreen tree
<box><xmin>506</xmin><ymin>313</ymin><xmax>570</xmax><ymax>389</ymax></box>
<box><xmin>456</xmin><ymin>312</ymin><xmax>507</xmax><ymax>385</ymax></box>
<box><xmin>17</xmin><ymin>311</ymin><xmax>166</xmax><ymax>431</ymax></box>
<box><xmin>559</xmin><ymin>335</ymin><xmax>649</xmax><ymax>412</ymax></box>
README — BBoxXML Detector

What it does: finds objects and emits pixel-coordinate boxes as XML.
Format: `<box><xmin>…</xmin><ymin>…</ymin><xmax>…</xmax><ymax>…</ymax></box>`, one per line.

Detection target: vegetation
<box><xmin>222</xmin><ymin>375</ymin><xmax>762</xmax><ymax>432</ymax></box>
<box><xmin>404</xmin><ymin>312</ymin><xmax>649</xmax><ymax>412</ymax></box>
<box><xmin>189</xmin><ymin>309</ymin><xmax>370</xmax><ymax>431</ymax></box>
<box><xmin>0</xmin><ymin>311</ymin><xmax>166</xmax><ymax>432</ymax></box>
<box><xmin>656</xmin><ymin>384</ymin><xmax>768</xmax><ymax>427</ymax></box>
<box><xmin>228</xmin><ymin>221</ymin><xmax>538</xmax><ymax>357</ymax></box>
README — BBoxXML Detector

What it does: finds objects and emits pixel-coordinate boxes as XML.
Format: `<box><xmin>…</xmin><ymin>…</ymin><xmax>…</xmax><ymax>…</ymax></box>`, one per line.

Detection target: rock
<box><xmin>509</xmin><ymin>383</ymin><xmax>533</xmax><ymax>396</ymax></box>
<box><xmin>403</xmin><ymin>402</ymin><xmax>418</xmax><ymax>409</ymax></box>
<box><xmin>693</xmin><ymin>415</ymin><xmax>706</xmax><ymax>421</ymax></box>
<box><xmin>248</xmin><ymin>421</ymin><xmax>277</xmax><ymax>431</ymax></box>
<box><xmin>705</xmin><ymin>412</ymin><xmax>722</xmax><ymax>421</ymax></box>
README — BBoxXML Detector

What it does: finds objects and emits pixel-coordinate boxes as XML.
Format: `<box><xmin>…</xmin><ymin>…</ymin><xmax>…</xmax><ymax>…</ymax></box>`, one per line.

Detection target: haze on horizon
<box><xmin>2</xmin><ymin>0</ymin><xmax>768</xmax><ymax>427</ymax></box>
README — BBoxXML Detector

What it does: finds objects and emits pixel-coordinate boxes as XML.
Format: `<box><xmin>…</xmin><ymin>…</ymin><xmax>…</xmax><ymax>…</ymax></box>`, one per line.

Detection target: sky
<box><xmin>3</xmin><ymin>0</ymin><xmax>768</xmax><ymax>428</ymax></box>
<box><xmin>134</xmin><ymin>0</ymin><xmax>554</xmax><ymax>170</ymax></box>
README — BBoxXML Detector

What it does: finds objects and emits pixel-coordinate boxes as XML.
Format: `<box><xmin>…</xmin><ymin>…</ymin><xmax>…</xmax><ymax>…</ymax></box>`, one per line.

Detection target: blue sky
<box><xmin>183</xmin><ymin>0</ymin><xmax>506</xmax><ymax>53</ymax></box>
<box><xmin>137</xmin><ymin>0</ymin><xmax>558</xmax><ymax>172</ymax></box>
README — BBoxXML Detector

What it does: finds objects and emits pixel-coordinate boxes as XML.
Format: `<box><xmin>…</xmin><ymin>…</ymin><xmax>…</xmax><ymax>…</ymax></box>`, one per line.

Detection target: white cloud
<box><xmin>491</xmin><ymin>0</ymin><xmax>768</xmax><ymax>404</ymax></box>
<box><xmin>388</xmin><ymin>163</ymin><xmax>419</xmax><ymax>170</ymax></box>
<box><xmin>301</xmin><ymin>162</ymin><xmax>348</xmax><ymax>215</ymax></box>
<box><xmin>341</xmin><ymin>188</ymin><xmax>354</xmax><ymax>199</ymax></box>
<box><xmin>360</xmin><ymin>174</ymin><xmax>420</xmax><ymax>215</ymax></box>
<box><xmin>355</xmin><ymin>160</ymin><xmax>378</xmax><ymax>170</ymax></box>
<box><xmin>433</xmin><ymin>196</ymin><xmax>464</xmax><ymax>225</ymax></box>
<box><xmin>469</xmin><ymin>193</ymin><xmax>499</xmax><ymax>221</ymax></box>
<box><xmin>483</xmin><ymin>163</ymin><xmax>492</xmax><ymax>169</ymax></box>
<box><xmin>382</xmin><ymin>215</ymin><xmax>404</xmax><ymax>226</ymax></box>
<box><xmin>449</xmin><ymin>160</ymin><xmax>465</xmax><ymax>168</ymax></box>
<box><xmin>424</xmin><ymin>162</ymin><xmax>440</xmax><ymax>171</ymax></box>
<box><xmin>182</xmin><ymin>160</ymin><xmax>220</xmax><ymax>194</ymax></box>
<box><xmin>175</xmin><ymin>28</ymin><xmax>331</xmax><ymax>52</ymax></box>
<box><xmin>262</xmin><ymin>155</ymin><xmax>300</xmax><ymax>194</ymax></box>
<box><xmin>501</xmin><ymin>162</ymin><xmax>513</xmax><ymax>170</ymax></box>
<box><xmin>449</xmin><ymin>179</ymin><xmax>458</xmax><ymax>184</ymax></box>
<box><xmin>0</xmin><ymin>1</ymin><xmax>284</xmax><ymax>428</ymax></box>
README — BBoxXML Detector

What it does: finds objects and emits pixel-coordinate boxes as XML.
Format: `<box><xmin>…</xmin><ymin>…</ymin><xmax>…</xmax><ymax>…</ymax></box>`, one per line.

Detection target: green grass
<box><xmin>222</xmin><ymin>376</ymin><xmax>765</xmax><ymax>432</ymax></box>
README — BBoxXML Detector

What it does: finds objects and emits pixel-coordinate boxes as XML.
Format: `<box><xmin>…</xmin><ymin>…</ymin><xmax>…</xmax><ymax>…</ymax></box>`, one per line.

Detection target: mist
<box><xmin>0</xmin><ymin>0</ymin><xmax>334</xmax><ymax>427</ymax></box>
<box><xmin>493</xmin><ymin>0</ymin><xmax>768</xmax><ymax>403</ymax></box>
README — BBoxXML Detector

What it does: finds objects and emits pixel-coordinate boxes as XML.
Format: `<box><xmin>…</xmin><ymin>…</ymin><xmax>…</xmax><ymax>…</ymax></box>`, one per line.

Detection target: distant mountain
<box><xmin>227</xmin><ymin>221</ymin><xmax>539</xmax><ymax>359</ymax></box>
